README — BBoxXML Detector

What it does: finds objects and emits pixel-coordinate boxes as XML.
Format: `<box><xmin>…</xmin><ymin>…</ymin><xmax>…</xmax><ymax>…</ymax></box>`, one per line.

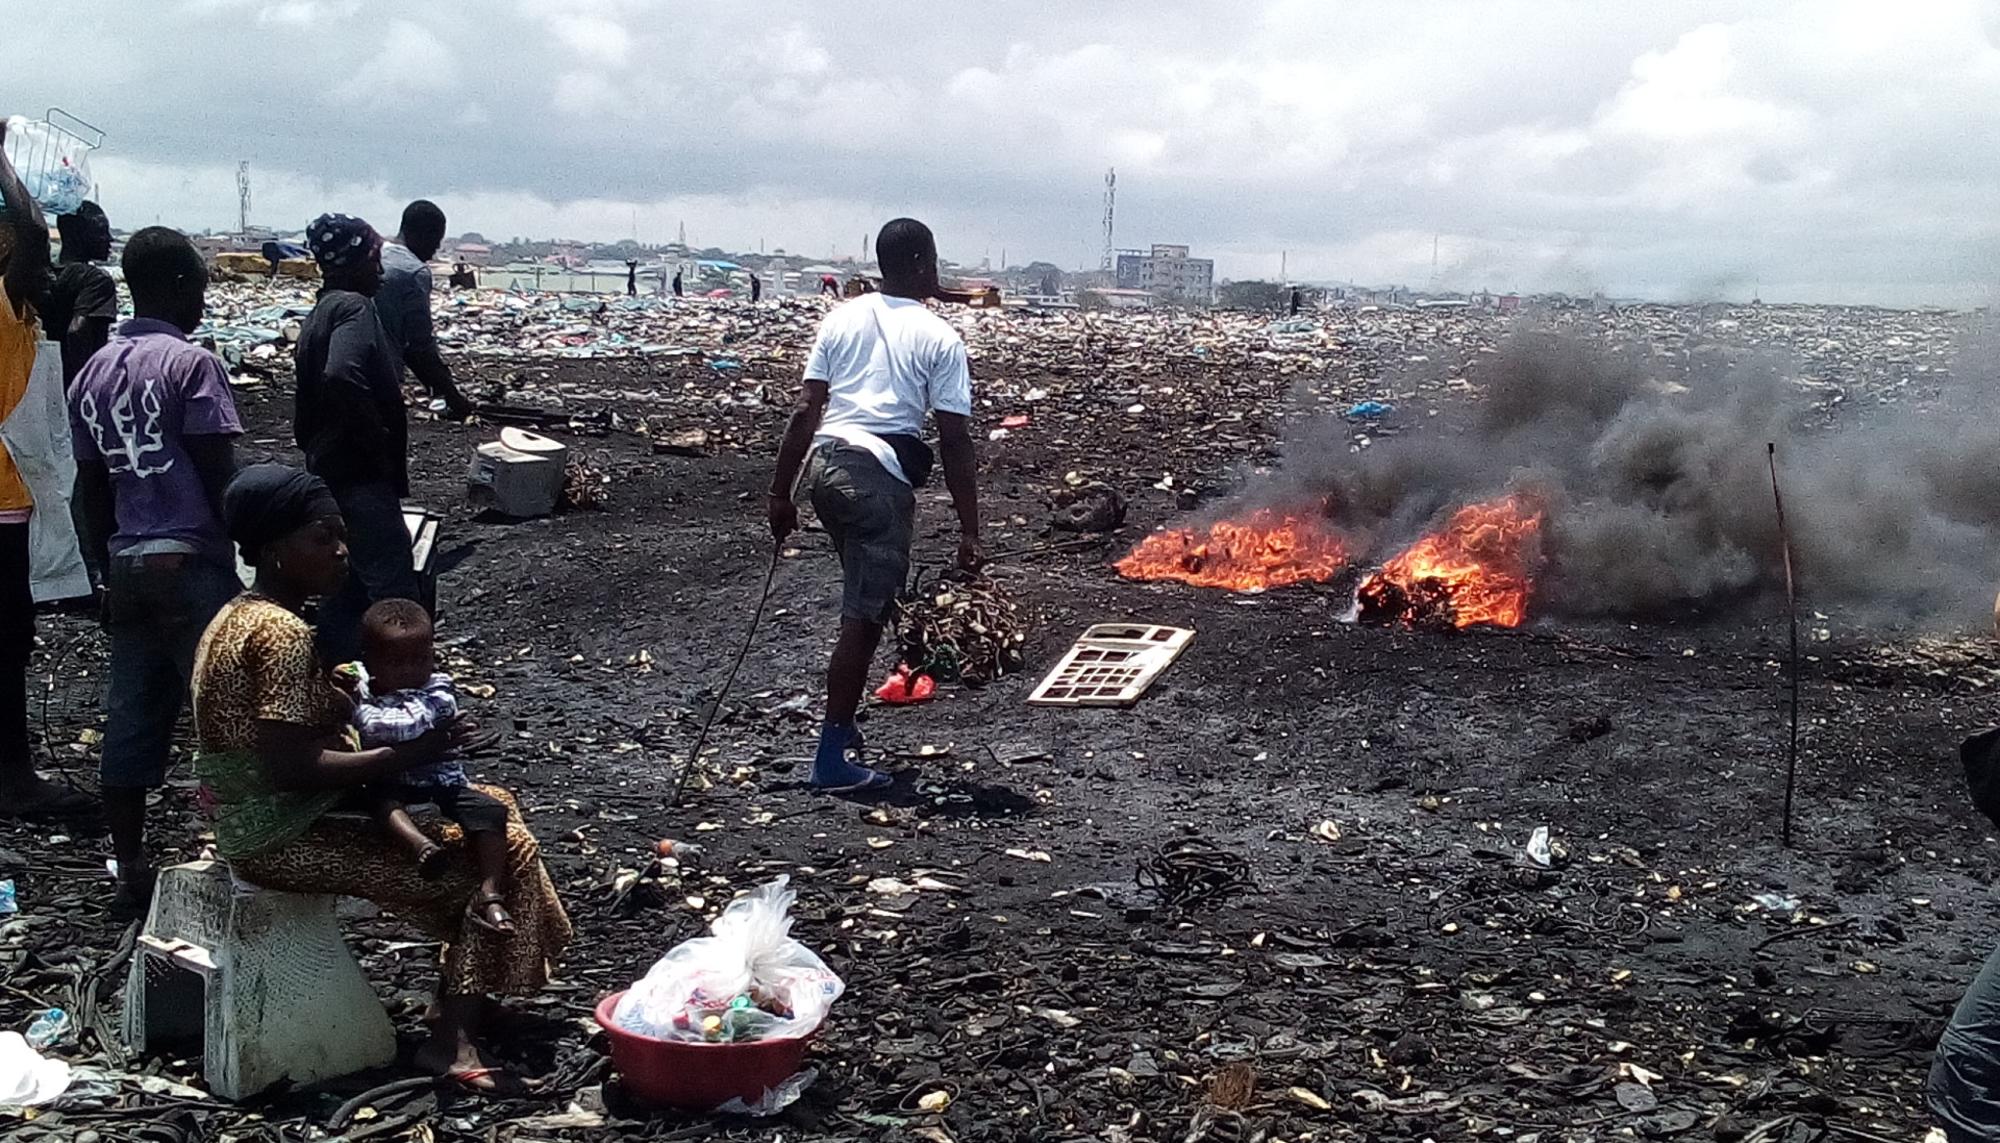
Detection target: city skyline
<box><xmin>9</xmin><ymin>2</ymin><xmax>2000</xmax><ymax>306</ymax></box>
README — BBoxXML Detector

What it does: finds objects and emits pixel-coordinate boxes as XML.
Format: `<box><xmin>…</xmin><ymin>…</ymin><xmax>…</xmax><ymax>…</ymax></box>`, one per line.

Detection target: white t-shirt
<box><xmin>804</xmin><ymin>294</ymin><xmax>972</xmax><ymax>485</ymax></box>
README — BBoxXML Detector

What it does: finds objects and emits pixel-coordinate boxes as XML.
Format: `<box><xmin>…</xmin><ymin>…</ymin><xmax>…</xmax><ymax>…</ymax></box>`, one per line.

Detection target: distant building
<box><xmin>451</xmin><ymin>242</ymin><xmax>492</xmax><ymax>266</ymax></box>
<box><xmin>1081</xmin><ymin>287</ymin><xmax>1155</xmax><ymax>311</ymax></box>
<box><xmin>1114</xmin><ymin>243</ymin><xmax>1215</xmax><ymax>304</ymax></box>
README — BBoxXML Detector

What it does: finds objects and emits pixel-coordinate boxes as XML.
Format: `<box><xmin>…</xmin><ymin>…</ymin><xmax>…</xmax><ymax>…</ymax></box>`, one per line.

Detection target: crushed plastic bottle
<box><xmin>24</xmin><ymin>1008</ymin><xmax>70</xmax><ymax>1051</ymax></box>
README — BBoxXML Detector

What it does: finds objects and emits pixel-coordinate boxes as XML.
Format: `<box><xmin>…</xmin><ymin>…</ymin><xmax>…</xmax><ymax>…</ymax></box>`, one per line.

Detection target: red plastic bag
<box><xmin>874</xmin><ymin>665</ymin><xmax>936</xmax><ymax>704</ymax></box>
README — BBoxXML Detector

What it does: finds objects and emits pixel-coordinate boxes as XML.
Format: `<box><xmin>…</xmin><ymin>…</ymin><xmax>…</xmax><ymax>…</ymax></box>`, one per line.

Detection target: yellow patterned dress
<box><xmin>192</xmin><ymin>595</ymin><xmax>572</xmax><ymax>996</ymax></box>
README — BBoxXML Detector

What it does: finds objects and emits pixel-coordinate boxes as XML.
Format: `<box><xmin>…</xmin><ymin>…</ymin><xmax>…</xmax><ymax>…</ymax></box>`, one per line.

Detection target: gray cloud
<box><xmin>7</xmin><ymin>0</ymin><xmax>2000</xmax><ymax>303</ymax></box>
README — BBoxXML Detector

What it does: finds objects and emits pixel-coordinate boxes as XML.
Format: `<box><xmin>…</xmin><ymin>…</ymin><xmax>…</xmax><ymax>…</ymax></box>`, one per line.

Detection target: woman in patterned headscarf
<box><xmin>192</xmin><ymin>464</ymin><xmax>572</xmax><ymax>1092</ymax></box>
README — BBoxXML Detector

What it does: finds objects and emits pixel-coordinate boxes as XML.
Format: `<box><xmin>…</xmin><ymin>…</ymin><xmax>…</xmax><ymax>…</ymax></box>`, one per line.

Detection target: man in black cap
<box><xmin>42</xmin><ymin>201</ymin><xmax>116</xmax><ymax>389</ymax></box>
<box><xmin>296</xmin><ymin>213</ymin><xmax>420</xmax><ymax>663</ymax></box>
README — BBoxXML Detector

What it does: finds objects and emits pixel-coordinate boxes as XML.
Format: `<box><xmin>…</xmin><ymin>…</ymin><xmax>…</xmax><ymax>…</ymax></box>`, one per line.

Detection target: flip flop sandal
<box><xmin>466</xmin><ymin>892</ymin><xmax>516</xmax><ymax>935</ymax></box>
<box><xmin>443</xmin><ymin>1066</ymin><xmax>541</xmax><ymax>1096</ymax></box>
<box><xmin>416</xmin><ymin>842</ymin><xmax>450</xmax><ymax>880</ymax></box>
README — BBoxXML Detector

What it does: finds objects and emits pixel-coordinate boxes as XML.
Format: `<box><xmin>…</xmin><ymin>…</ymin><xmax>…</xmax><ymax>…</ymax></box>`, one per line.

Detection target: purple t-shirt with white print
<box><xmin>68</xmin><ymin>318</ymin><xmax>243</xmax><ymax>566</ymax></box>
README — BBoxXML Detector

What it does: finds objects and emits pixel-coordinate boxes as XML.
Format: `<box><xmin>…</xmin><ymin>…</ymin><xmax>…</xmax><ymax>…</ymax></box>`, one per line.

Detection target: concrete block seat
<box><xmin>122</xmin><ymin>858</ymin><xmax>398</xmax><ymax>1100</ymax></box>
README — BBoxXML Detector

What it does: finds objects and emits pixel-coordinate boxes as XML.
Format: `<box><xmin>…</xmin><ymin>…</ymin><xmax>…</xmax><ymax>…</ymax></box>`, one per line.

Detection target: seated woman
<box><xmin>191</xmin><ymin>464</ymin><xmax>572</xmax><ymax>1091</ymax></box>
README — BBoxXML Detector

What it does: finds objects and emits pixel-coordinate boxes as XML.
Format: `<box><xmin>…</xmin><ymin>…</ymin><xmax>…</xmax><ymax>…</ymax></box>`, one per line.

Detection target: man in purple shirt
<box><xmin>69</xmin><ymin>227</ymin><xmax>243</xmax><ymax>916</ymax></box>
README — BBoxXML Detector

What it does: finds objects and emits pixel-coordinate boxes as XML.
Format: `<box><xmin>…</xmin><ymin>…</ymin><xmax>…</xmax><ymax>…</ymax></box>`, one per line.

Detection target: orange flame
<box><xmin>1356</xmin><ymin>494</ymin><xmax>1545</xmax><ymax>628</ymax></box>
<box><xmin>1116</xmin><ymin>509</ymin><xmax>1349</xmax><ymax>592</ymax></box>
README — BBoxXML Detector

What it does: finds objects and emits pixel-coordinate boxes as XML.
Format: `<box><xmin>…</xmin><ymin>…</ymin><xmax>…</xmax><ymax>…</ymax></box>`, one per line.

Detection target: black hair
<box><xmin>400</xmin><ymin>199</ymin><xmax>447</xmax><ymax>243</ymax></box>
<box><xmin>362</xmin><ymin>597</ymin><xmax>433</xmax><ymax>640</ymax></box>
<box><xmin>875</xmin><ymin>218</ymin><xmax>935</xmax><ymax>277</ymax></box>
<box><xmin>120</xmin><ymin>226</ymin><xmax>205</xmax><ymax>305</ymax></box>
<box><xmin>56</xmin><ymin>200</ymin><xmax>106</xmax><ymax>241</ymax></box>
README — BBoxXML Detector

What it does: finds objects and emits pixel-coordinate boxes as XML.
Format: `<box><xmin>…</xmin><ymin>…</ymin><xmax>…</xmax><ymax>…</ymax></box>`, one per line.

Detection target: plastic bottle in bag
<box><xmin>24</xmin><ymin>1009</ymin><xmax>69</xmax><ymax>1051</ymax></box>
<box><xmin>2</xmin><ymin>117</ymin><xmax>94</xmax><ymax>217</ymax></box>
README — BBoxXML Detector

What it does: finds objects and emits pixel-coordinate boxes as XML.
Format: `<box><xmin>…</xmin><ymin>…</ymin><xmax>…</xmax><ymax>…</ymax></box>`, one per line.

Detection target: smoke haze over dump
<box><xmin>1263</xmin><ymin>330</ymin><xmax>2000</xmax><ymax>625</ymax></box>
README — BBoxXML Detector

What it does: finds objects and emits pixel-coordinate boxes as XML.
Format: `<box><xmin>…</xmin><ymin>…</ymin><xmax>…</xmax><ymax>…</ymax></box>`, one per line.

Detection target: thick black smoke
<box><xmin>1265</xmin><ymin>330</ymin><xmax>2000</xmax><ymax>625</ymax></box>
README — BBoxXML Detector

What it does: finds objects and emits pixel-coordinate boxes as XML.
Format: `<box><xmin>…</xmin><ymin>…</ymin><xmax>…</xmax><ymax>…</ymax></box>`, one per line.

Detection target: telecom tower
<box><xmin>1099</xmin><ymin>168</ymin><xmax>1116</xmax><ymax>273</ymax></box>
<box><xmin>236</xmin><ymin>161</ymin><xmax>251</xmax><ymax>237</ymax></box>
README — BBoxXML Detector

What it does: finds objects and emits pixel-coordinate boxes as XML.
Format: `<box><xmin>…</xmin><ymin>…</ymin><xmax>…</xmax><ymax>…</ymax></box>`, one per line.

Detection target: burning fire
<box><xmin>1356</xmin><ymin>494</ymin><xmax>1546</xmax><ymax>629</ymax></box>
<box><xmin>1116</xmin><ymin>509</ymin><xmax>1349</xmax><ymax>592</ymax></box>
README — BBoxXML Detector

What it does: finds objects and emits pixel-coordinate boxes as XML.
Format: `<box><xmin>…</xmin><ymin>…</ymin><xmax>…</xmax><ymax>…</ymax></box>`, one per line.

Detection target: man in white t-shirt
<box><xmin>768</xmin><ymin>218</ymin><xmax>980</xmax><ymax>793</ymax></box>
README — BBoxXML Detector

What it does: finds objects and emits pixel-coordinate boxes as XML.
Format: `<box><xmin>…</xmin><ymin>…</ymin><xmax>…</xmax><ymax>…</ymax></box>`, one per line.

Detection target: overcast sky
<box><xmin>7</xmin><ymin>1</ymin><xmax>2000</xmax><ymax>305</ymax></box>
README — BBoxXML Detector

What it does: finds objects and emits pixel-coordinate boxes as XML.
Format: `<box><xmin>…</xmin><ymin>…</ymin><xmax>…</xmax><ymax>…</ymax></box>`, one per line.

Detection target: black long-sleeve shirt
<box><xmin>294</xmin><ymin>289</ymin><xmax>408</xmax><ymax>496</ymax></box>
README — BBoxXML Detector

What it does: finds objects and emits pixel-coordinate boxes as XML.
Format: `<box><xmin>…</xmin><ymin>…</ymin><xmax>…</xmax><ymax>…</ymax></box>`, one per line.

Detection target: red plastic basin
<box><xmin>594</xmin><ymin>991</ymin><xmax>814</xmax><ymax>1110</ymax></box>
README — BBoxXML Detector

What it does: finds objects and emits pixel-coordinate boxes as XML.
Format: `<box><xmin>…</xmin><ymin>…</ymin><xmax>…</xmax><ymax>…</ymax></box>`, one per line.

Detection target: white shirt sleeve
<box><xmin>928</xmin><ymin>337</ymin><xmax>972</xmax><ymax>417</ymax></box>
<box><xmin>803</xmin><ymin>319</ymin><xmax>836</xmax><ymax>382</ymax></box>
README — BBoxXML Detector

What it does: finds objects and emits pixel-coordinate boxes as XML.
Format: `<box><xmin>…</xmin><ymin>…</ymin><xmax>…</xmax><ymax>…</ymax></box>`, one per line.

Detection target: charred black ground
<box><xmin>1</xmin><ymin>301</ymin><xmax>1994</xmax><ymax>1142</ymax></box>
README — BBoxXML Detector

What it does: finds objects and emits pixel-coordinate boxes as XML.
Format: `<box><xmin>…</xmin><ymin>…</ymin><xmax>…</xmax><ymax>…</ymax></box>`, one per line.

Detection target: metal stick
<box><xmin>668</xmin><ymin>545</ymin><xmax>781</xmax><ymax>806</ymax></box>
<box><xmin>1767</xmin><ymin>443</ymin><xmax>1801</xmax><ymax>847</ymax></box>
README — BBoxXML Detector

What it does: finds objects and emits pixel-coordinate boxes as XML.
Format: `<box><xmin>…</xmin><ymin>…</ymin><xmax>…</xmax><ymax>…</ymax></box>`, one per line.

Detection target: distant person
<box><xmin>377</xmin><ymin>200</ymin><xmax>473</xmax><ymax>419</ymax></box>
<box><xmin>449</xmin><ymin>261</ymin><xmax>477</xmax><ymax>290</ymax></box>
<box><xmin>671</xmin><ymin>268</ymin><xmax>683</xmax><ymax>298</ymax></box>
<box><xmin>42</xmin><ymin>201</ymin><xmax>116</xmax><ymax>389</ymax></box>
<box><xmin>296</xmin><ymin>213</ymin><xmax>422</xmax><ymax>664</ymax></box>
<box><xmin>625</xmin><ymin>258</ymin><xmax>638</xmax><ymax>297</ymax></box>
<box><xmin>819</xmin><ymin>273</ymin><xmax>839</xmax><ymax>298</ymax></box>
<box><xmin>68</xmin><ymin>226</ymin><xmax>243</xmax><ymax>915</ymax></box>
<box><xmin>767</xmin><ymin>218</ymin><xmax>980</xmax><ymax>793</ymax></box>
<box><xmin>750</xmin><ymin>273</ymin><xmax>762</xmax><ymax>303</ymax></box>
<box><xmin>0</xmin><ymin>118</ymin><xmax>89</xmax><ymax>815</ymax></box>
<box><xmin>1289</xmin><ymin>288</ymin><xmax>1302</xmax><ymax>317</ymax></box>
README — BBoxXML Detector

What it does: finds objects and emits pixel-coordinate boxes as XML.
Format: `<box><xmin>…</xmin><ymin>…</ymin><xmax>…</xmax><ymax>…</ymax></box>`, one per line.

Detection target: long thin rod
<box><xmin>1768</xmin><ymin>442</ymin><xmax>1800</xmax><ymax>847</ymax></box>
<box><xmin>669</xmin><ymin>545</ymin><xmax>781</xmax><ymax>806</ymax></box>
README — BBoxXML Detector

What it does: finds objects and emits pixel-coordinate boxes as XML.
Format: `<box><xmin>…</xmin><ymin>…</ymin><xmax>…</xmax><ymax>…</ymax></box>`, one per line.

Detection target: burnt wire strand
<box><xmin>1136</xmin><ymin>838</ymin><xmax>1256</xmax><ymax>915</ymax></box>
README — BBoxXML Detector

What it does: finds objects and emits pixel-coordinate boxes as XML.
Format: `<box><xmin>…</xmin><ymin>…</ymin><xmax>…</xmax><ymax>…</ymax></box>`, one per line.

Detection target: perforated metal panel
<box><xmin>1027</xmin><ymin>623</ymin><xmax>1195</xmax><ymax>707</ymax></box>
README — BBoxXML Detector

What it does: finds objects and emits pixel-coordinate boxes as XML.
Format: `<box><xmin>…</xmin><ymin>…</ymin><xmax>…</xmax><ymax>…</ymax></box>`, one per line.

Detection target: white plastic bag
<box><xmin>3</xmin><ymin>341</ymin><xmax>90</xmax><ymax>602</ymax></box>
<box><xmin>612</xmin><ymin>876</ymin><xmax>843</xmax><ymax>1042</ymax></box>
<box><xmin>2</xmin><ymin>117</ymin><xmax>93</xmax><ymax>216</ymax></box>
<box><xmin>0</xmin><ymin>1031</ymin><xmax>72</xmax><ymax>1107</ymax></box>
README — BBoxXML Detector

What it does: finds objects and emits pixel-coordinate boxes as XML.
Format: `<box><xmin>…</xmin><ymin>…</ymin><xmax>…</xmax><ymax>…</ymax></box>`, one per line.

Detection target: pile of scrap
<box><xmin>895</xmin><ymin>575</ymin><xmax>1027</xmax><ymax>685</ymax></box>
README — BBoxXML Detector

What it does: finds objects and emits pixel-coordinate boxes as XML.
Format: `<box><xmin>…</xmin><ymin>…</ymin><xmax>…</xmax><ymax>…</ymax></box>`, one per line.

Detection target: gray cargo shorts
<box><xmin>805</xmin><ymin>443</ymin><xmax>916</xmax><ymax>624</ymax></box>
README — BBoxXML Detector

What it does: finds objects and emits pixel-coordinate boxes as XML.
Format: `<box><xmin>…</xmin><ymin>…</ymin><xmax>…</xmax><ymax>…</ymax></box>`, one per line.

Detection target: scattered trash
<box><xmin>0</xmin><ymin>880</ymin><xmax>15</xmax><ymax>916</ymax></box>
<box><xmin>714</xmin><ymin>1066</ymin><xmax>819</xmax><ymax>1117</ymax></box>
<box><xmin>1027</xmin><ymin>623</ymin><xmax>1195</xmax><ymax>707</ymax></box>
<box><xmin>895</xmin><ymin>576</ymin><xmax>1027</xmax><ymax>685</ymax></box>
<box><xmin>873</xmin><ymin>665</ymin><xmax>936</xmax><ymax>705</ymax></box>
<box><xmin>1524</xmin><ymin>825</ymin><xmax>1553</xmax><ymax>868</ymax></box>
<box><xmin>1753</xmin><ymin>892</ymin><xmax>1802</xmax><ymax>913</ymax></box>
<box><xmin>22</xmin><ymin>1008</ymin><xmax>69</xmax><ymax>1051</ymax></box>
<box><xmin>1137</xmin><ymin>838</ymin><xmax>1254</xmax><ymax>915</ymax></box>
<box><xmin>652</xmin><ymin>426</ymin><xmax>712</xmax><ymax>457</ymax></box>
<box><xmin>1346</xmin><ymin>400</ymin><xmax>1394</xmax><ymax>419</ymax></box>
<box><xmin>561</xmin><ymin>457</ymin><xmax>609</xmax><ymax>512</ymax></box>
<box><xmin>1049</xmin><ymin>481</ymin><xmax>1127</xmax><ymax>534</ymax></box>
